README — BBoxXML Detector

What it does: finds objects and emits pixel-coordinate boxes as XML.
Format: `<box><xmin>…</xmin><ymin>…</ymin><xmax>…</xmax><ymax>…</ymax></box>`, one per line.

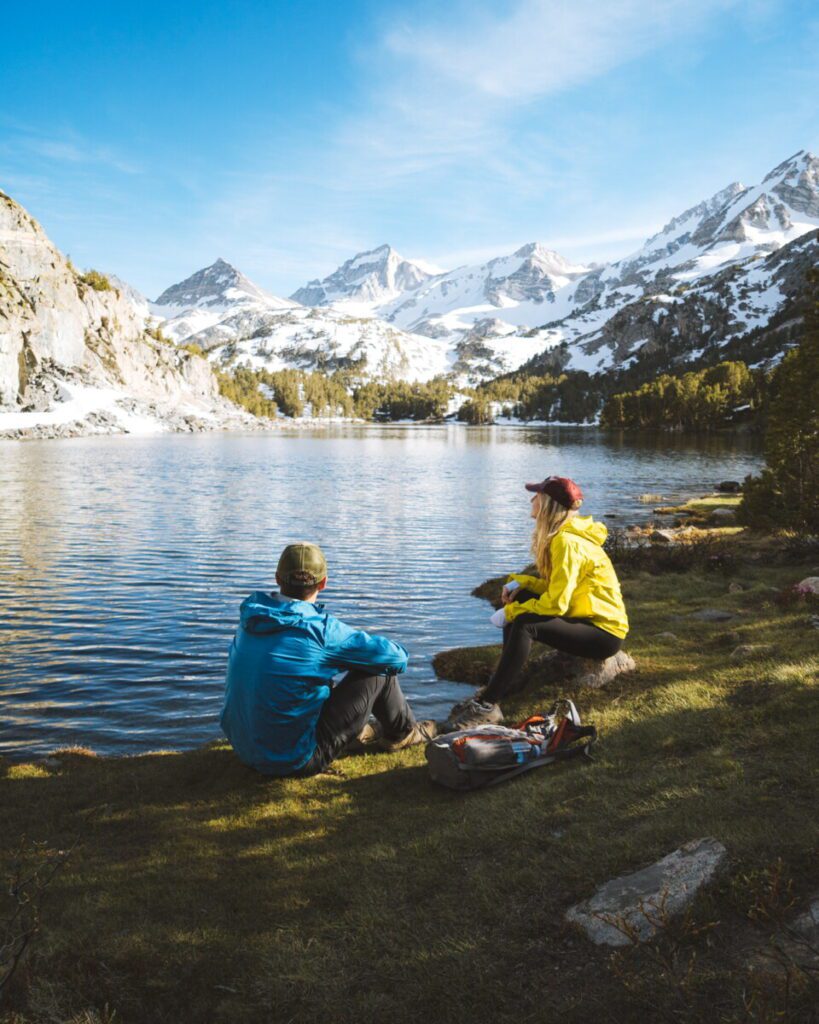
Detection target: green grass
<box><xmin>655</xmin><ymin>493</ymin><xmax>742</xmax><ymax>518</ymax></box>
<box><xmin>2</xmin><ymin>533</ymin><xmax>818</xmax><ymax>1023</ymax></box>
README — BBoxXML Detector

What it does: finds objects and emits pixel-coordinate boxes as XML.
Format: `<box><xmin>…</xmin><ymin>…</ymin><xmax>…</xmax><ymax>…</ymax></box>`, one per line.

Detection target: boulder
<box><xmin>709</xmin><ymin>507</ymin><xmax>736</xmax><ymax>521</ymax></box>
<box><xmin>650</xmin><ymin>529</ymin><xmax>677</xmax><ymax>544</ymax></box>
<box><xmin>715</xmin><ymin>481</ymin><xmax>742</xmax><ymax>492</ymax></box>
<box><xmin>730</xmin><ymin>644</ymin><xmax>776</xmax><ymax>663</ymax></box>
<box><xmin>532</xmin><ymin>650</ymin><xmax>636</xmax><ymax>689</ymax></box>
<box><xmin>565</xmin><ymin>838</ymin><xmax>728</xmax><ymax>947</ymax></box>
<box><xmin>797</xmin><ymin>576</ymin><xmax>819</xmax><ymax>595</ymax></box>
<box><xmin>574</xmin><ymin>651</ymin><xmax>637</xmax><ymax>689</ymax></box>
<box><xmin>691</xmin><ymin>608</ymin><xmax>735</xmax><ymax>622</ymax></box>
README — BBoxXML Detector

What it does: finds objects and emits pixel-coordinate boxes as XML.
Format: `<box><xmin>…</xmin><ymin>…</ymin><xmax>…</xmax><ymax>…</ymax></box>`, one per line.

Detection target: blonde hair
<box><xmin>531</xmin><ymin>493</ymin><xmax>581</xmax><ymax>580</ymax></box>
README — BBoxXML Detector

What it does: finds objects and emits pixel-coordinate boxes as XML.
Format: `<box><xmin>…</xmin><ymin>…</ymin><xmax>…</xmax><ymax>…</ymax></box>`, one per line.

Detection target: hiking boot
<box><xmin>379</xmin><ymin>719</ymin><xmax>439</xmax><ymax>752</ymax></box>
<box><xmin>356</xmin><ymin>720</ymin><xmax>383</xmax><ymax>745</ymax></box>
<box><xmin>446</xmin><ymin>699</ymin><xmax>503</xmax><ymax>730</ymax></box>
<box><xmin>342</xmin><ymin>719</ymin><xmax>383</xmax><ymax>755</ymax></box>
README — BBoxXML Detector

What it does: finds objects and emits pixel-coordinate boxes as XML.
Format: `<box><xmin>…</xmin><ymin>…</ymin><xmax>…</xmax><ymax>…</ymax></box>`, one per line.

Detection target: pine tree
<box><xmin>739</xmin><ymin>269</ymin><xmax>819</xmax><ymax>531</ymax></box>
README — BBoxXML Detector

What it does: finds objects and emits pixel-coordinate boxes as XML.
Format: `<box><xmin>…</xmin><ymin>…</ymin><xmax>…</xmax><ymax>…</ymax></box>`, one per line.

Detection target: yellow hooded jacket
<box><xmin>505</xmin><ymin>516</ymin><xmax>628</xmax><ymax>639</ymax></box>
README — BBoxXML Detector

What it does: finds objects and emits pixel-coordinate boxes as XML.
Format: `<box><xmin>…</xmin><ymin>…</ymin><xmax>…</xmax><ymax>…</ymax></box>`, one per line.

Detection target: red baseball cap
<box><xmin>525</xmin><ymin>475</ymin><xmax>584</xmax><ymax>509</ymax></box>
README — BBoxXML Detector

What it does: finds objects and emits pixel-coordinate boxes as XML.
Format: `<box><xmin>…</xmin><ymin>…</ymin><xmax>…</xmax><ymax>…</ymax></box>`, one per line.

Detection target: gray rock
<box><xmin>709</xmin><ymin>507</ymin><xmax>736</xmax><ymax>521</ymax></box>
<box><xmin>574</xmin><ymin>650</ymin><xmax>637</xmax><ymax>689</ymax></box>
<box><xmin>730</xmin><ymin>644</ymin><xmax>776</xmax><ymax>663</ymax></box>
<box><xmin>532</xmin><ymin>650</ymin><xmax>636</xmax><ymax>689</ymax></box>
<box><xmin>797</xmin><ymin>576</ymin><xmax>819</xmax><ymax>595</ymax></box>
<box><xmin>692</xmin><ymin>608</ymin><xmax>735</xmax><ymax>622</ymax></box>
<box><xmin>653</xmin><ymin>632</ymin><xmax>679</xmax><ymax>642</ymax></box>
<box><xmin>650</xmin><ymin>529</ymin><xmax>677</xmax><ymax>544</ymax></box>
<box><xmin>565</xmin><ymin>838</ymin><xmax>728</xmax><ymax>947</ymax></box>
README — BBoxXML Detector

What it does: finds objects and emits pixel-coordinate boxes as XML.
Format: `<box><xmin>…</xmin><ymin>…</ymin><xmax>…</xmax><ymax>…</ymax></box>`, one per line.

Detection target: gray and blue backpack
<box><xmin>425</xmin><ymin>699</ymin><xmax>597</xmax><ymax>790</ymax></box>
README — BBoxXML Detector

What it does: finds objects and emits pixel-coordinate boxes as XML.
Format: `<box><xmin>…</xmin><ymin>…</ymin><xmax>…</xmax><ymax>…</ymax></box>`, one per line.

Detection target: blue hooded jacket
<box><xmin>220</xmin><ymin>592</ymin><xmax>409</xmax><ymax>775</ymax></box>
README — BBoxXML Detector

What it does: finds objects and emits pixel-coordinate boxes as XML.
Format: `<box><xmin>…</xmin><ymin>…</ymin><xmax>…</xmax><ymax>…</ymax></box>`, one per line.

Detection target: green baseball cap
<box><xmin>277</xmin><ymin>542</ymin><xmax>328</xmax><ymax>586</ymax></box>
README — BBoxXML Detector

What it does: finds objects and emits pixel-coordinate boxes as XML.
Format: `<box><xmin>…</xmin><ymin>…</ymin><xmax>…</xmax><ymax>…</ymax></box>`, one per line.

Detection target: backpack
<box><xmin>425</xmin><ymin>699</ymin><xmax>597</xmax><ymax>791</ymax></box>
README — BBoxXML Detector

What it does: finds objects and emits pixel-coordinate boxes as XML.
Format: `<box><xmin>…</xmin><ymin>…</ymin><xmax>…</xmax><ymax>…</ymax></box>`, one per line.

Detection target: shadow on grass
<box><xmin>3</xmin><ymin>677</ymin><xmax>818</xmax><ymax>1023</ymax></box>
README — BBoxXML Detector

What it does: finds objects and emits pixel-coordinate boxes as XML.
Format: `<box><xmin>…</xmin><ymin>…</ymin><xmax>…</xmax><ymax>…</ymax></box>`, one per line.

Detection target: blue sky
<box><xmin>1</xmin><ymin>0</ymin><xmax>817</xmax><ymax>298</ymax></box>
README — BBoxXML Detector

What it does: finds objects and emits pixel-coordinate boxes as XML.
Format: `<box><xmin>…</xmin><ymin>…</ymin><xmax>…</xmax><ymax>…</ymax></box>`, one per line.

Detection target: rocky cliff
<box><xmin>0</xmin><ymin>191</ymin><xmax>253</xmax><ymax>438</ymax></box>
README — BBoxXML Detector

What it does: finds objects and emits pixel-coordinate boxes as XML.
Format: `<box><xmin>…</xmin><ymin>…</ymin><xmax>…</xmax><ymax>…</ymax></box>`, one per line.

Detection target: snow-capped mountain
<box><xmin>153</xmin><ymin>257</ymin><xmax>288</xmax><ymax>313</ymax></box>
<box><xmin>380</xmin><ymin>243</ymin><xmax>590</xmax><ymax>338</ymax></box>
<box><xmin>152</xmin><ymin>151</ymin><xmax>818</xmax><ymax>387</ymax></box>
<box><xmin>151</xmin><ymin>259</ymin><xmax>545</xmax><ymax>383</ymax></box>
<box><xmin>289</xmin><ymin>244</ymin><xmax>438</xmax><ymax>307</ymax></box>
<box><xmin>151</xmin><ymin>258</ymin><xmax>297</xmax><ymax>347</ymax></box>
<box><xmin>526</xmin><ymin>149</ymin><xmax>819</xmax><ymax>373</ymax></box>
<box><xmin>279</xmin><ymin>150</ymin><xmax>817</xmax><ymax>380</ymax></box>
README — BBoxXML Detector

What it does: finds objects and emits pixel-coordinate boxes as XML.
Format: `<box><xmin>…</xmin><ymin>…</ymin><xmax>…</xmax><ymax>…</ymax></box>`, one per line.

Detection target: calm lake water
<box><xmin>0</xmin><ymin>425</ymin><xmax>763</xmax><ymax>758</ymax></box>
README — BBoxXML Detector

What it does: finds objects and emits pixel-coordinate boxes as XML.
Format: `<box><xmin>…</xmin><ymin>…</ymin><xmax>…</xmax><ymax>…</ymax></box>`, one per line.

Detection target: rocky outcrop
<box><xmin>565</xmin><ymin>838</ymin><xmax>728</xmax><ymax>946</ymax></box>
<box><xmin>0</xmin><ymin>190</ymin><xmax>250</xmax><ymax>437</ymax></box>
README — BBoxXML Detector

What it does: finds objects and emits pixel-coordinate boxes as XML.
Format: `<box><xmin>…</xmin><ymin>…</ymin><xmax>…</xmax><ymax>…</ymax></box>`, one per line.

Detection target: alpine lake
<box><xmin>0</xmin><ymin>424</ymin><xmax>763</xmax><ymax>759</ymax></box>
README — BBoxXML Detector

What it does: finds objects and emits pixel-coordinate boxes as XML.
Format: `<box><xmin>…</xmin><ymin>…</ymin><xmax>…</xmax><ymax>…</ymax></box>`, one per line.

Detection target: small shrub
<box><xmin>78</xmin><ymin>269</ymin><xmax>112</xmax><ymax>292</ymax></box>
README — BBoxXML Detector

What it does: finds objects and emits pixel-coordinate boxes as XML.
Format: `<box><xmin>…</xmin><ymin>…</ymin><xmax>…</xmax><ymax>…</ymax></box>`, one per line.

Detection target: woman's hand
<box><xmin>501</xmin><ymin>585</ymin><xmax>515</xmax><ymax>605</ymax></box>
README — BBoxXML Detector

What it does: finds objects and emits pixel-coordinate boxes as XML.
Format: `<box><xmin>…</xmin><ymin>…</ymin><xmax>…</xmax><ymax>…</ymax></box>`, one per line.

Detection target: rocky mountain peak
<box><xmin>512</xmin><ymin>242</ymin><xmax>585</xmax><ymax>274</ymax></box>
<box><xmin>289</xmin><ymin>244</ymin><xmax>437</xmax><ymax>307</ymax></box>
<box><xmin>153</xmin><ymin>259</ymin><xmax>282</xmax><ymax>312</ymax></box>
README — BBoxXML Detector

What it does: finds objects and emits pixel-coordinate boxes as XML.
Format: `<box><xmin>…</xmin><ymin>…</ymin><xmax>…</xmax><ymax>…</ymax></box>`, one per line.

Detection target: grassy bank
<box><xmin>2</xmin><ymin>531</ymin><xmax>818</xmax><ymax>1023</ymax></box>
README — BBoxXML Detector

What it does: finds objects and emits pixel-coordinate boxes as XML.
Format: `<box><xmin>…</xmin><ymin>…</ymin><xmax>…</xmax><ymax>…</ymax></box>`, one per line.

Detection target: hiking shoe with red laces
<box><xmin>379</xmin><ymin>719</ymin><xmax>439</xmax><ymax>752</ymax></box>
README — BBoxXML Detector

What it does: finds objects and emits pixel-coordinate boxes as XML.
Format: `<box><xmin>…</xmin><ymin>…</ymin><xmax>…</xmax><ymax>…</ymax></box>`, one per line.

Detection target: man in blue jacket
<box><xmin>221</xmin><ymin>541</ymin><xmax>437</xmax><ymax>776</ymax></box>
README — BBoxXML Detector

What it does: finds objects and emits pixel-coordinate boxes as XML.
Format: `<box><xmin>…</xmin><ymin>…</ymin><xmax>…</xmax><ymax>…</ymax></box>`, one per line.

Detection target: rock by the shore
<box><xmin>650</xmin><ymin>529</ymin><xmax>677</xmax><ymax>544</ymax></box>
<box><xmin>708</xmin><ymin>507</ymin><xmax>736</xmax><ymax>521</ymax></box>
<box><xmin>565</xmin><ymin>838</ymin><xmax>728</xmax><ymax>947</ymax></box>
<box><xmin>716</xmin><ymin>481</ymin><xmax>742</xmax><ymax>493</ymax></box>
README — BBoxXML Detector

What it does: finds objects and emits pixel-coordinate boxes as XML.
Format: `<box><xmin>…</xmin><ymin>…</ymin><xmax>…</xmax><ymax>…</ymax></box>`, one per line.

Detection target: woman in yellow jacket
<box><xmin>451</xmin><ymin>475</ymin><xmax>628</xmax><ymax>728</ymax></box>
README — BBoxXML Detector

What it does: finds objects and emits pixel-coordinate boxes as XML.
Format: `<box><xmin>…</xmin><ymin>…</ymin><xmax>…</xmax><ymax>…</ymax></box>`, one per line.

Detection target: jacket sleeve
<box><xmin>505</xmin><ymin>536</ymin><xmax>584</xmax><ymax>620</ymax></box>
<box><xmin>507</xmin><ymin>573</ymin><xmax>548</xmax><ymax>595</ymax></box>
<box><xmin>325</xmin><ymin>619</ymin><xmax>409</xmax><ymax>674</ymax></box>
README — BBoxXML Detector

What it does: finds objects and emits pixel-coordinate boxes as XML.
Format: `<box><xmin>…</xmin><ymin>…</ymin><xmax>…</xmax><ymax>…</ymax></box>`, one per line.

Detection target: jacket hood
<box><xmin>561</xmin><ymin>515</ymin><xmax>608</xmax><ymax>547</ymax></box>
<box><xmin>239</xmin><ymin>591</ymin><xmax>325</xmax><ymax>635</ymax></box>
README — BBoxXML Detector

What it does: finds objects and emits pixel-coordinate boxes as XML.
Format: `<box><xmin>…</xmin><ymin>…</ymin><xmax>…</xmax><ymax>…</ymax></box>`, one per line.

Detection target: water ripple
<box><xmin>0</xmin><ymin>426</ymin><xmax>762</xmax><ymax>757</ymax></box>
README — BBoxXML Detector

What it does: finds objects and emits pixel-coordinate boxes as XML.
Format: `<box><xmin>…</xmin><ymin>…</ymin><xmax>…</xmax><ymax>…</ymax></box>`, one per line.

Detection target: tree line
<box><xmin>599</xmin><ymin>361</ymin><xmax>767</xmax><ymax>430</ymax></box>
<box><xmin>216</xmin><ymin>367</ymin><xmax>455</xmax><ymax>421</ymax></box>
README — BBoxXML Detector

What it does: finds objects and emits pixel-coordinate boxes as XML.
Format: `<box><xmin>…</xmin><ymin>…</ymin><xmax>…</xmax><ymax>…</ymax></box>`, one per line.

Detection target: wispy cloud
<box><xmin>334</xmin><ymin>0</ymin><xmax>757</xmax><ymax>185</ymax></box>
<box><xmin>0</xmin><ymin>123</ymin><xmax>142</xmax><ymax>175</ymax></box>
<box><xmin>385</xmin><ymin>0</ymin><xmax>738</xmax><ymax>101</ymax></box>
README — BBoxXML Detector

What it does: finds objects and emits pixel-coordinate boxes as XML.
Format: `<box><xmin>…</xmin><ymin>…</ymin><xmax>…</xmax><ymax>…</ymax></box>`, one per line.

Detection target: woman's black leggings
<box><xmin>482</xmin><ymin>590</ymin><xmax>622</xmax><ymax>704</ymax></box>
